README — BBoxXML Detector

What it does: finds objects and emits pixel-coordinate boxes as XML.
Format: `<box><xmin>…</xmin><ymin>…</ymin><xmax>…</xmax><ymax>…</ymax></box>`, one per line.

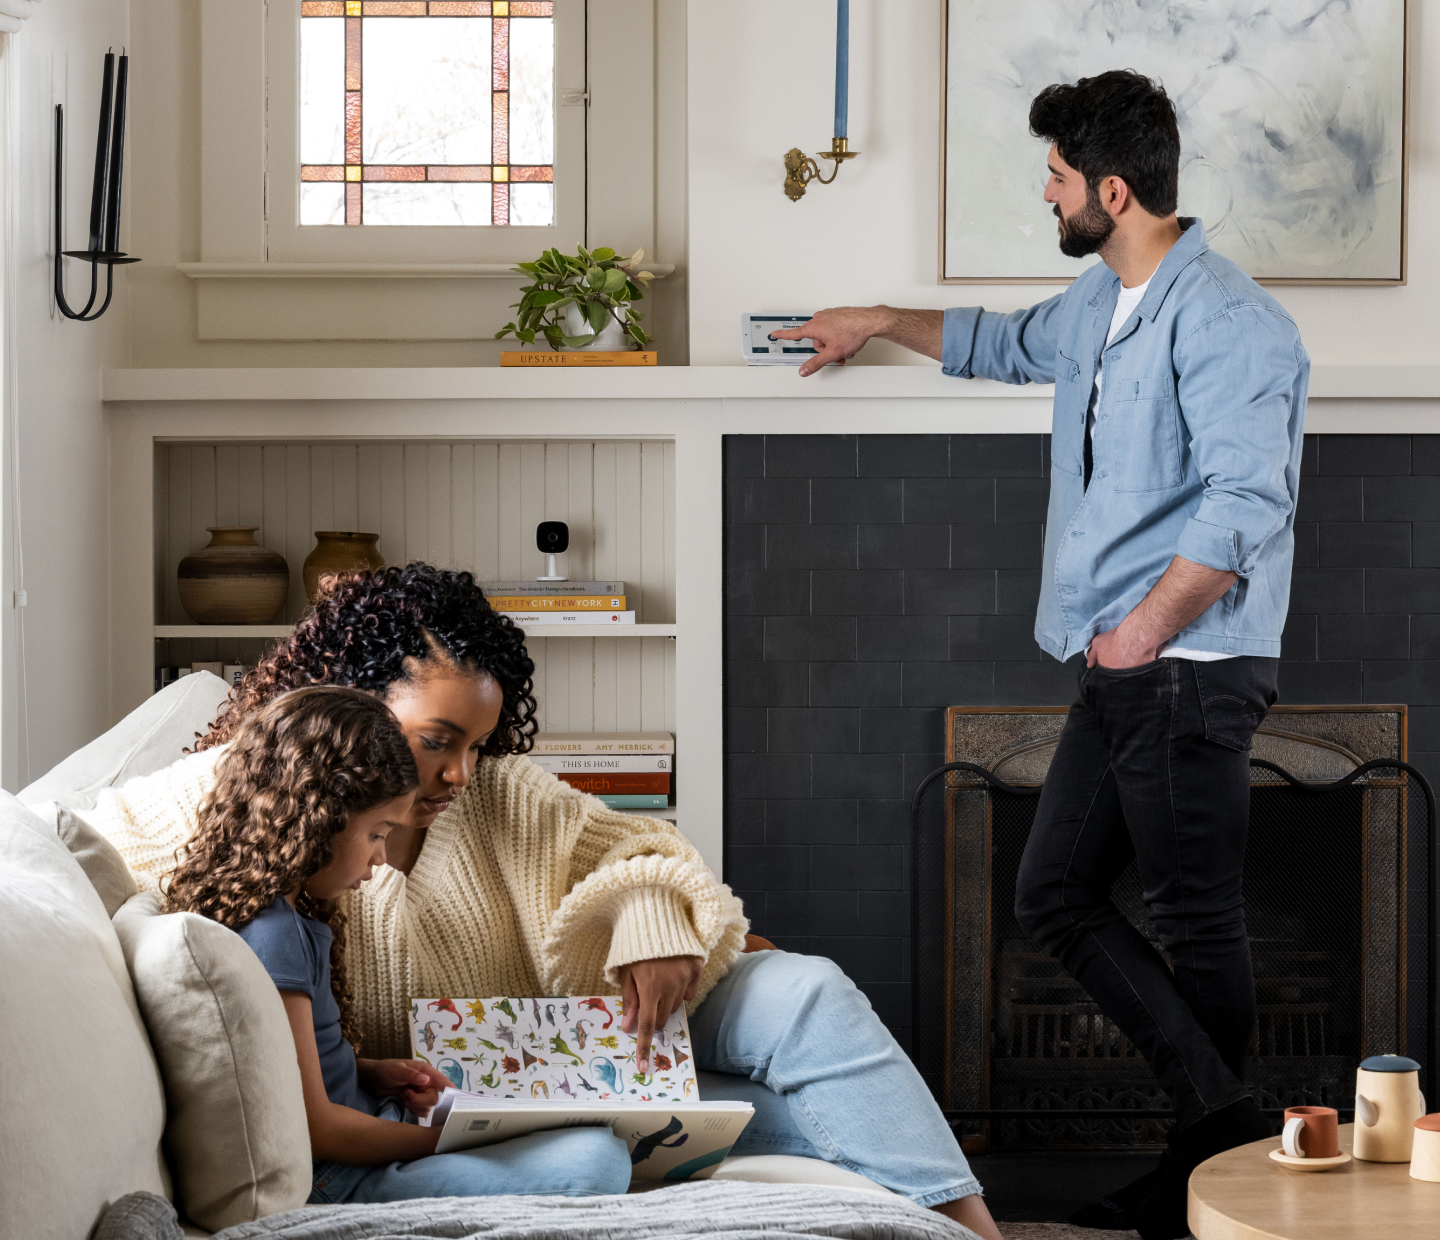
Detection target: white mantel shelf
<box><xmin>102</xmin><ymin>364</ymin><xmax>1440</xmax><ymax>404</ymax></box>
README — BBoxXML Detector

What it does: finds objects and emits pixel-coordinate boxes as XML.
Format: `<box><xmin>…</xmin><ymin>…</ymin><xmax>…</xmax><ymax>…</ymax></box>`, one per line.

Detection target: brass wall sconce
<box><xmin>783</xmin><ymin>139</ymin><xmax>860</xmax><ymax>202</ymax></box>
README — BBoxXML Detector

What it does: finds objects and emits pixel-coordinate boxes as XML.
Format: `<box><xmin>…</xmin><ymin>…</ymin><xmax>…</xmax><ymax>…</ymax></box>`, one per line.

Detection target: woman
<box><xmin>93</xmin><ymin>564</ymin><xmax>1000</xmax><ymax>1239</ymax></box>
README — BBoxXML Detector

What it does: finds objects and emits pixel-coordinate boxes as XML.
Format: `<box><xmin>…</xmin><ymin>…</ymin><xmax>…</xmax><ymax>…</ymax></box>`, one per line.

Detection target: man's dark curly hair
<box><xmin>196</xmin><ymin>563</ymin><xmax>537</xmax><ymax>754</ymax></box>
<box><xmin>1029</xmin><ymin>69</ymin><xmax>1181</xmax><ymax>217</ymax></box>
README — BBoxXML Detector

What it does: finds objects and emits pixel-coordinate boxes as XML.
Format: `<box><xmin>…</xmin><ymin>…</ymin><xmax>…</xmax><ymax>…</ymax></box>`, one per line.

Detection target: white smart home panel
<box><xmin>741</xmin><ymin>314</ymin><xmax>838</xmax><ymax>366</ymax></box>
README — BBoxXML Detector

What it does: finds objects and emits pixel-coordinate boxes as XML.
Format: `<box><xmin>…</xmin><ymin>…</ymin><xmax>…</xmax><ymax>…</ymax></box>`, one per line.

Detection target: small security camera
<box><xmin>536</xmin><ymin>521</ymin><xmax>569</xmax><ymax>581</ymax></box>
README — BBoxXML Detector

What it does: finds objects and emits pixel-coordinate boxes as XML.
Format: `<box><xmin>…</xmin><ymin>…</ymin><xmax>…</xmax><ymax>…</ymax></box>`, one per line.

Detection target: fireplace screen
<box><xmin>911</xmin><ymin>706</ymin><xmax>1436</xmax><ymax>1152</ymax></box>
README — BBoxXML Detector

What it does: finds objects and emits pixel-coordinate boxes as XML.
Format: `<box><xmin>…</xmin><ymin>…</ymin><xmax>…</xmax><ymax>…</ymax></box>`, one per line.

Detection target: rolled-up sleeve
<box><xmin>941</xmin><ymin>295</ymin><xmax>1066</xmax><ymax>385</ymax></box>
<box><xmin>1175</xmin><ymin>305</ymin><xmax>1306</xmax><ymax>577</ymax></box>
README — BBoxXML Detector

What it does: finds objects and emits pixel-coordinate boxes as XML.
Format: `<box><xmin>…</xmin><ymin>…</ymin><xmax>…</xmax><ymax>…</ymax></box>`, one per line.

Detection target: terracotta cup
<box><xmin>1282</xmin><ymin>1106</ymin><xmax>1341</xmax><ymax>1159</ymax></box>
<box><xmin>1411</xmin><ymin>1115</ymin><xmax>1440</xmax><ymax>1182</ymax></box>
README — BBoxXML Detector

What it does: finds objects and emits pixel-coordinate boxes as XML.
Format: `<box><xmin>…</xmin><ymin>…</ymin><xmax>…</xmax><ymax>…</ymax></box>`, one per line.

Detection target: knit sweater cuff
<box><xmin>604</xmin><ymin>886</ymin><xmax>707</xmax><ymax>978</ymax></box>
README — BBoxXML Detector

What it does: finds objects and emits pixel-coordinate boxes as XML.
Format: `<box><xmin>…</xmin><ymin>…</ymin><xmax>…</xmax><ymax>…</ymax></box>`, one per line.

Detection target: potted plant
<box><xmin>495</xmin><ymin>246</ymin><xmax>656</xmax><ymax>351</ymax></box>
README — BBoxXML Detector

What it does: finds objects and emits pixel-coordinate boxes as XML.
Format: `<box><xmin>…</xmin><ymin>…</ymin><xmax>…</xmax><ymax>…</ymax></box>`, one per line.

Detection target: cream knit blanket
<box><xmin>88</xmin><ymin>749</ymin><xmax>748</xmax><ymax>1058</ymax></box>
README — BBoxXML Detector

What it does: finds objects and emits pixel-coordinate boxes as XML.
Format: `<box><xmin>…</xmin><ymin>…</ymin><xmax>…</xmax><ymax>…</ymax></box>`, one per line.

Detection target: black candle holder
<box><xmin>54</xmin><ymin>50</ymin><xmax>140</xmax><ymax>322</ymax></box>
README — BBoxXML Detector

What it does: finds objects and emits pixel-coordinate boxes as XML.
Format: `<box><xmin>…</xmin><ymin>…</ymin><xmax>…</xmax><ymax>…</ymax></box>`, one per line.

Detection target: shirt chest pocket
<box><xmin>1050</xmin><ymin>349</ymin><xmax>1086</xmax><ymax>477</ymax></box>
<box><xmin>1109</xmin><ymin>375</ymin><xmax>1183</xmax><ymax>492</ymax></box>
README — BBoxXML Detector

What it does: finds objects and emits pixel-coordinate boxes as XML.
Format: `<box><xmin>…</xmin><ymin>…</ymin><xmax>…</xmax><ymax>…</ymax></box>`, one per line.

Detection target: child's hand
<box><xmin>361</xmin><ymin>1059</ymin><xmax>449</xmax><ymax>1117</ymax></box>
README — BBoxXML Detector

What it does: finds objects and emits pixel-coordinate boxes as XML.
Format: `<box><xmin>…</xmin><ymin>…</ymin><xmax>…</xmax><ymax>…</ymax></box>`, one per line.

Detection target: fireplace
<box><xmin>912</xmin><ymin>705</ymin><xmax>1434</xmax><ymax>1153</ymax></box>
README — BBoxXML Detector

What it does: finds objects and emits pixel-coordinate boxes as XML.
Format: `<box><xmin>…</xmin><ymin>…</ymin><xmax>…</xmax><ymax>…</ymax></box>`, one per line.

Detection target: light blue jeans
<box><xmin>691</xmin><ymin>950</ymin><xmax>982</xmax><ymax>1208</ymax></box>
<box><xmin>309</xmin><ymin>1100</ymin><xmax>632</xmax><ymax>1203</ymax></box>
<box><xmin>311</xmin><ymin>951</ymin><xmax>980</xmax><ymax>1207</ymax></box>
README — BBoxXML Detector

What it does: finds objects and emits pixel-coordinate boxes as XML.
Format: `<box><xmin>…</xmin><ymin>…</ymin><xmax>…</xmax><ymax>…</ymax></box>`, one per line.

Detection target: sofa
<box><xmin>0</xmin><ymin>674</ymin><xmax>886</xmax><ymax>1240</ymax></box>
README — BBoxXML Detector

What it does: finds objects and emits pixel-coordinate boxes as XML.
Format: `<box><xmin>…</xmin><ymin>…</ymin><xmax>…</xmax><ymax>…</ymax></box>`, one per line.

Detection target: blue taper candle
<box><xmin>834</xmin><ymin>0</ymin><xmax>849</xmax><ymax>140</ymax></box>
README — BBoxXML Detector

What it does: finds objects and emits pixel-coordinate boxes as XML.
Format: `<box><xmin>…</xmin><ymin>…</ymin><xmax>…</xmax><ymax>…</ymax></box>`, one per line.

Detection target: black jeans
<box><xmin>1014</xmin><ymin>655</ymin><xmax>1279</xmax><ymax>1129</ymax></box>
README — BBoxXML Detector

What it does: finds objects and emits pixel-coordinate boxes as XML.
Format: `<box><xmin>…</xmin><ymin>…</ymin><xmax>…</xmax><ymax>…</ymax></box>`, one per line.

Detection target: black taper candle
<box><xmin>102</xmin><ymin>54</ymin><xmax>128</xmax><ymax>255</ymax></box>
<box><xmin>88</xmin><ymin>52</ymin><xmax>115</xmax><ymax>254</ymax></box>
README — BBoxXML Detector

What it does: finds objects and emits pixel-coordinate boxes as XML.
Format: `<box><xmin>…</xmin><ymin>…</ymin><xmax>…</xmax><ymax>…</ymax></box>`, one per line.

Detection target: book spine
<box><xmin>486</xmin><ymin>595</ymin><xmax>625</xmax><ymax>611</ymax></box>
<box><xmin>500</xmin><ymin>611</ymin><xmax>636</xmax><ymax>625</ymax></box>
<box><xmin>501</xmin><ymin>351</ymin><xmax>658</xmax><ymax>367</ymax></box>
<box><xmin>481</xmin><ymin>581</ymin><xmax>625</xmax><ymax>595</ymax></box>
<box><xmin>558</xmin><ymin>773</ymin><xmax>671</xmax><ymax>795</ymax></box>
<box><xmin>529</xmin><ymin>755</ymin><xmax>671</xmax><ymax>773</ymax></box>
<box><xmin>595</xmin><ymin>794</ymin><xmax>670</xmax><ymax>808</ymax></box>
<box><xmin>531</xmin><ymin>735</ymin><xmax>675</xmax><ymax>754</ymax></box>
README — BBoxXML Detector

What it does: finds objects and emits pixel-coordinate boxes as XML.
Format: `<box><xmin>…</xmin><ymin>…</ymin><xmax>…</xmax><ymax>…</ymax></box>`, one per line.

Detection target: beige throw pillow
<box><xmin>0</xmin><ymin>795</ymin><xmax>170</xmax><ymax>1240</ymax></box>
<box><xmin>113</xmin><ymin>892</ymin><xmax>312</xmax><ymax>1231</ymax></box>
<box><xmin>56</xmin><ymin>805</ymin><xmax>139</xmax><ymax>917</ymax></box>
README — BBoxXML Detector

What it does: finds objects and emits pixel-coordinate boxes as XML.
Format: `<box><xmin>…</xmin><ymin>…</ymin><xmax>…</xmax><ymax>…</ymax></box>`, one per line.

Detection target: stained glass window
<box><xmin>299</xmin><ymin>1</ymin><xmax>554</xmax><ymax>226</ymax></box>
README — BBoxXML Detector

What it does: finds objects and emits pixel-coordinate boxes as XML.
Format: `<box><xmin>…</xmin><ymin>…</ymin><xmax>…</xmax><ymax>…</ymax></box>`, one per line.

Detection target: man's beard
<box><xmin>1055</xmin><ymin>189</ymin><xmax>1114</xmax><ymax>258</ymax></box>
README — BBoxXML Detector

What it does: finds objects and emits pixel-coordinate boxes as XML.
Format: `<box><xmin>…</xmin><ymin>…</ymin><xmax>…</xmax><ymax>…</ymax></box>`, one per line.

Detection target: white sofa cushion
<box><xmin>113</xmin><ymin>891</ymin><xmax>312</xmax><ymax>1232</ymax></box>
<box><xmin>0</xmin><ymin>792</ymin><xmax>170</xmax><ymax>1240</ymax></box>
<box><xmin>710</xmin><ymin>1154</ymin><xmax>891</xmax><ymax>1195</ymax></box>
<box><xmin>19</xmin><ymin>671</ymin><xmax>232</xmax><ymax>813</ymax></box>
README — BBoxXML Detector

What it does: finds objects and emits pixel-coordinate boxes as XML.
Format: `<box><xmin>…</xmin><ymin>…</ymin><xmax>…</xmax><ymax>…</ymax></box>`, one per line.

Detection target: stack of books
<box><xmin>154</xmin><ymin>662</ymin><xmax>254</xmax><ymax>694</ymax></box>
<box><xmin>529</xmin><ymin>732</ymin><xmax>673</xmax><ymax>810</ymax></box>
<box><xmin>481</xmin><ymin>581</ymin><xmax>635</xmax><ymax>627</ymax></box>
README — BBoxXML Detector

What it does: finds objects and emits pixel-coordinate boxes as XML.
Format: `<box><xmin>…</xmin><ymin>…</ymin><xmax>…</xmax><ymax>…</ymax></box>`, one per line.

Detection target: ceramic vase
<box><xmin>177</xmin><ymin>527</ymin><xmax>289</xmax><ymax>625</ymax></box>
<box><xmin>303</xmin><ymin>531</ymin><xmax>385</xmax><ymax>603</ymax></box>
<box><xmin>562</xmin><ymin>302</ymin><xmax>632</xmax><ymax>351</ymax></box>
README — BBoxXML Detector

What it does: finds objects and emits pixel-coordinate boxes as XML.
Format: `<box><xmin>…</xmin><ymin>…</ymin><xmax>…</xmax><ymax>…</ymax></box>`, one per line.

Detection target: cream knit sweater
<box><xmin>89</xmin><ymin>748</ymin><xmax>748</xmax><ymax>1058</ymax></box>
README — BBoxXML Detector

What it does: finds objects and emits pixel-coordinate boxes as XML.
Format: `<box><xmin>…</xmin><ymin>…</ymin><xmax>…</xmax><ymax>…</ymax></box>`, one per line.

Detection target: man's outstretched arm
<box><xmin>770</xmin><ymin>306</ymin><xmax>942</xmax><ymax>377</ymax></box>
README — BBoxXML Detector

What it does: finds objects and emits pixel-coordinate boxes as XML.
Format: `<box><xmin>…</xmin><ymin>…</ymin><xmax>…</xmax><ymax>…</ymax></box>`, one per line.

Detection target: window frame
<box><xmin>267</xmin><ymin>0</ymin><xmax>584</xmax><ymax>260</ymax></box>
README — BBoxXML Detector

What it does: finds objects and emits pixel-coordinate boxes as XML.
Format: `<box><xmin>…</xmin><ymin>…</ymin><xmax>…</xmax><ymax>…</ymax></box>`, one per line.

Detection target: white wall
<box><xmin>1</xmin><ymin>0</ymin><xmax>131</xmax><ymax>790</ymax></box>
<box><xmin>686</xmin><ymin>0</ymin><xmax>1440</xmax><ymax>369</ymax></box>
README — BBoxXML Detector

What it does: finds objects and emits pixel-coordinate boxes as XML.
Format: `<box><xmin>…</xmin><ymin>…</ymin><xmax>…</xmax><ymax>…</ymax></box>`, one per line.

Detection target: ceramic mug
<box><xmin>1411</xmin><ymin>1115</ymin><xmax>1440</xmax><ymax>1183</ymax></box>
<box><xmin>1282</xmin><ymin>1106</ymin><xmax>1341</xmax><ymax>1159</ymax></box>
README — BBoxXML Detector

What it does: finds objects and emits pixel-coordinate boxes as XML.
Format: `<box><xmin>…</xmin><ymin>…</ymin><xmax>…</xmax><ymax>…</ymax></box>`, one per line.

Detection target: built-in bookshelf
<box><xmin>153</xmin><ymin>439</ymin><xmax>678</xmax><ymax>739</ymax></box>
<box><xmin>150</xmin><ymin>436</ymin><xmax>679</xmax><ymax>819</ymax></box>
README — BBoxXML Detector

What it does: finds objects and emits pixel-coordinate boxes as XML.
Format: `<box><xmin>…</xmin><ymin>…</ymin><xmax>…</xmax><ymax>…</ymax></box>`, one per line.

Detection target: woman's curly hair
<box><xmin>195</xmin><ymin>562</ymin><xmax>537</xmax><ymax>754</ymax></box>
<box><xmin>166</xmin><ymin>686</ymin><xmax>420</xmax><ymax>1050</ymax></box>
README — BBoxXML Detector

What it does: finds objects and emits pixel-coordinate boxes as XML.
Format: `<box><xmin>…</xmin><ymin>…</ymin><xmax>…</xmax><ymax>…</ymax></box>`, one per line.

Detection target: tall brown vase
<box><xmin>177</xmin><ymin>528</ymin><xmax>290</xmax><ymax>624</ymax></box>
<box><xmin>303</xmin><ymin>532</ymin><xmax>385</xmax><ymax>603</ymax></box>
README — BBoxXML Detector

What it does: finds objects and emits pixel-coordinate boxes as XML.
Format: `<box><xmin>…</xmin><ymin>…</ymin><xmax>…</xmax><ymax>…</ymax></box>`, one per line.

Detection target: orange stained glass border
<box><xmin>301</xmin><ymin>2</ymin><xmax>554</xmax><ymax>13</ymax></box>
<box><xmin>302</xmin><ymin>0</ymin><xmax>553</xmax><ymax>223</ymax></box>
<box><xmin>302</xmin><ymin>165</ymin><xmax>550</xmax><ymax>182</ymax></box>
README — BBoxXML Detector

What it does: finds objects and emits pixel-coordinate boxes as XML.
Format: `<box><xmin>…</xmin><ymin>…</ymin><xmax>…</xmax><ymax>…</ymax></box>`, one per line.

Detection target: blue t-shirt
<box><xmin>236</xmin><ymin>896</ymin><xmax>378</xmax><ymax>1117</ymax></box>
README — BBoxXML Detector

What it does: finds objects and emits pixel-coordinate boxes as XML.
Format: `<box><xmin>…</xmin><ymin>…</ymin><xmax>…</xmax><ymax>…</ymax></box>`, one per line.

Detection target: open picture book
<box><xmin>409</xmin><ymin>996</ymin><xmax>753</xmax><ymax>1181</ymax></box>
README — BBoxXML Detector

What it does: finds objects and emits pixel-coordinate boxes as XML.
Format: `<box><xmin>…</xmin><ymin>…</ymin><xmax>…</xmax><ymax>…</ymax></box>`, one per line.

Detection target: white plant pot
<box><xmin>562</xmin><ymin>302</ymin><xmax>632</xmax><ymax>351</ymax></box>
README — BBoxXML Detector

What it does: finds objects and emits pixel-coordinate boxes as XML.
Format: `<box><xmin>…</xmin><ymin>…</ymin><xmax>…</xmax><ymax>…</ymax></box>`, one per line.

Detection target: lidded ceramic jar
<box><xmin>302</xmin><ymin>532</ymin><xmax>385</xmax><ymax>604</ymax></box>
<box><xmin>1354</xmin><ymin>1054</ymin><xmax>1426</xmax><ymax>1162</ymax></box>
<box><xmin>176</xmin><ymin>528</ymin><xmax>289</xmax><ymax>625</ymax></box>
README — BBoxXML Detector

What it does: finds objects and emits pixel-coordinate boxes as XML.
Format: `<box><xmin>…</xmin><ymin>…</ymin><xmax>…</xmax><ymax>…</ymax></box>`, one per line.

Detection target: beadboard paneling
<box><xmin>154</xmin><ymin>440</ymin><xmax>677</xmax><ymax>734</ymax></box>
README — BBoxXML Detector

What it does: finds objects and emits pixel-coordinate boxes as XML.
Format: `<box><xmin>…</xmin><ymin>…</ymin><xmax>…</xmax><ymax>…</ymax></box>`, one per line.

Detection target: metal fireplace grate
<box><xmin>909</xmin><ymin>706</ymin><xmax>1437</xmax><ymax>1153</ymax></box>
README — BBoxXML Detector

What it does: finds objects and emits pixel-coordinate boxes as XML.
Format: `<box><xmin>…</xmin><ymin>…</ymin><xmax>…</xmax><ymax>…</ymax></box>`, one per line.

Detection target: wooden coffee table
<box><xmin>1189</xmin><ymin>1123</ymin><xmax>1437</xmax><ymax>1239</ymax></box>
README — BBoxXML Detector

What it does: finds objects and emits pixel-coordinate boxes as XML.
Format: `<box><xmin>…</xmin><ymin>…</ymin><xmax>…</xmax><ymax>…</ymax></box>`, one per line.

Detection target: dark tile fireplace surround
<box><xmin>723</xmin><ymin>433</ymin><xmax>1440</xmax><ymax>1050</ymax></box>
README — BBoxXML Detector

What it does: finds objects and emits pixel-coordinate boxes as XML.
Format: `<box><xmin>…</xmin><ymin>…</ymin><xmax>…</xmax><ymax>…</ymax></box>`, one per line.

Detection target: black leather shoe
<box><xmin>1067</xmin><ymin>1157</ymin><xmax>1166</xmax><ymax>1230</ymax></box>
<box><xmin>1135</xmin><ymin>1099</ymin><xmax>1272</xmax><ymax>1240</ymax></box>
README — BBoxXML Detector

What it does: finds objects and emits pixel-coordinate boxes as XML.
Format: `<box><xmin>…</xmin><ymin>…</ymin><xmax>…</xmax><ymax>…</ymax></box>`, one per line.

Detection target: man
<box><xmin>776</xmin><ymin>71</ymin><xmax>1307</xmax><ymax>1240</ymax></box>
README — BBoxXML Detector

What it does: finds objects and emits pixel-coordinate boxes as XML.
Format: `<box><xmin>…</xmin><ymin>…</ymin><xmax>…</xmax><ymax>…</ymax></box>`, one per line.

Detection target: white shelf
<box><xmin>154</xmin><ymin>623</ymin><xmax>677</xmax><ymax>639</ymax></box>
<box><xmin>103</xmin><ymin>363</ymin><xmax>1440</xmax><ymax>404</ymax></box>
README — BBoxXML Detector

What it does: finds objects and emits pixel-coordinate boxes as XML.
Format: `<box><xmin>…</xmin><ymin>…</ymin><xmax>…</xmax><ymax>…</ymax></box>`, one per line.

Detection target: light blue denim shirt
<box><xmin>942</xmin><ymin>219</ymin><xmax>1308</xmax><ymax>662</ymax></box>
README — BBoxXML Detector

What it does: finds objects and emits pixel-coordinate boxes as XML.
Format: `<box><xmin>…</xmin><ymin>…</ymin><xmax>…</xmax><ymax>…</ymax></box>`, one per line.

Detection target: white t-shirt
<box><xmin>1086</xmin><ymin>276</ymin><xmax>1233</xmax><ymax>664</ymax></box>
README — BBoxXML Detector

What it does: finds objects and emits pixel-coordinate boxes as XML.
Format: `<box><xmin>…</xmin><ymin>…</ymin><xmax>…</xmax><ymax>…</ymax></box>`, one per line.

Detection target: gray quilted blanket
<box><xmin>97</xmin><ymin>1184</ymin><xmax>979</xmax><ymax>1240</ymax></box>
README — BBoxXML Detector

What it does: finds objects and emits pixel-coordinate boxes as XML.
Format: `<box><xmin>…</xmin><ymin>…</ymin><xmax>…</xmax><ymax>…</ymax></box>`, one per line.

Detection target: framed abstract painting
<box><xmin>940</xmin><ymin>0</ymin><xmax>1409</xmax><ymax>285</ymax></box>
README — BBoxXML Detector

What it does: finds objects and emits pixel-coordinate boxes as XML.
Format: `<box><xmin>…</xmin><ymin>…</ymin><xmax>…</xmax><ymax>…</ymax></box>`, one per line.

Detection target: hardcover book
<box><xmin>481</xmin><ymin>581</ymin><xmax>626</xmax><ymax>596</ymax></box>
<box><xmin>532</xmin><ymin>732</ymin><xmax>675</xmax><ymax>755</ymax></box>
<box><xmin>529</xmin><ymin>755</ymin><xmax>672</xmax><ymax>773</ymax></box>
<box><xmin>410</xmin><ymin>996</ymin><xmax>751</xmax><ymax>1179</ymax></box>
<box><xmin>557</xmin><ymin>773</ymin><xmax>670</xmax><ymax>795</ymax></box>
<box><xmin>486</xmin><ymin>595</ymin><xmax>626</xmax><ymax>610</ymax></box>
<box><xmin>500</xmin><ymin>611</ymin><xmax>636</xmax><ymax>626</ymax></box>
<box><xmin>500</xmin><ymin>351</ymin><xmax>658</xmax><ymax>367</ymax></box>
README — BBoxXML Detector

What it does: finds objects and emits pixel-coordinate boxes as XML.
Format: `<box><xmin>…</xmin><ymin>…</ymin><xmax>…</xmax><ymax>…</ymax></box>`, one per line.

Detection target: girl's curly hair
<box><xmin>166</xmin><ymin>686</ymin><xmax>419</xmax><ymax>1050</ymax></box>
<box><xmin>195</xmin><ymin>562</ymin><xmax>537</xmax><ymax>754</ymax></box>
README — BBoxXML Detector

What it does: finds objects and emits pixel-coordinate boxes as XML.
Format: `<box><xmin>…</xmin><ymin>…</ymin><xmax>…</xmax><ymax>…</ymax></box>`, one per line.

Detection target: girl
<box><xmin>101</xmin><ymin>566</ymin><xmax>1000</xmax><ymax>1237</ymax></box>
<box><xmin>164</xmin><ymin>686</ymin><xmax>631</xmax><ymax>1203</ymax></box>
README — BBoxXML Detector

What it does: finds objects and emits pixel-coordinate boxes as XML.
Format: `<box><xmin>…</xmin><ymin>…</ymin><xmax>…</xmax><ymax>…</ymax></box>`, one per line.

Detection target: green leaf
<box><xmin>530</xmin><ymin>290</ymin><xmax>563</xmax><ymax>306</ymax></box>
<box><xmin>586</xmin><ymin>301</ymin><xmax>609</xmax><ymax>333</ymax></box>
<box><xmin>583</xmin><ymin>266</ymin><xmax>603</xmax><ymax>289</ymax></box>
<box><xmin>494</xmin><ymin>324</ymin><xmax>516</xmax><ymax>339</ymax></box>
<box><xmin>517</xmin><ymin>327</ymin><xmax>536</xmax><ymax>343</ymax></box>
<box><xmin>591</xmin><ymin>247</ymin><xmax>616</xmax><ymax>261</ymax></box>
<box><xmin>602</xmin><ymin>268</ymin><xmax>627</xmax><ymax>295</ymax></box>
<box><xmin>625</xmin><ymin>280</ymin><xmax>646</xmax><ymax>301</ymax></box>
<box><xmin>515</xmin><ymin>262</ymin><xmax>540</xmax><ymax>273</ymax></box>
<box><xmin>562</xmin><ymin>333</ymin><xmax>597</xmax><ymax>348</ymax></box>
